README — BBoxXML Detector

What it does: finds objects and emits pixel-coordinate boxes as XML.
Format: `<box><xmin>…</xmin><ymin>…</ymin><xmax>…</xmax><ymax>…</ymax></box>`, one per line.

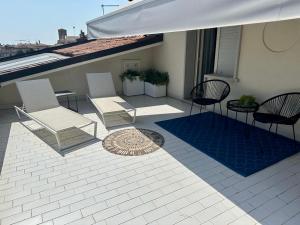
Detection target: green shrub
<box><xmin>120</xmin><ymin>70</ymin><xmax>142</xmax><ymax>81</ymax></box>
<box><xmin>141</xmin><ymin>69</ymin><xmax>169</xmax><ymax>86</ymax></box>
<box><xmin>239</xmin><ymin>95</ymin><xmax>256</xmax><ymax>106</ymax></box>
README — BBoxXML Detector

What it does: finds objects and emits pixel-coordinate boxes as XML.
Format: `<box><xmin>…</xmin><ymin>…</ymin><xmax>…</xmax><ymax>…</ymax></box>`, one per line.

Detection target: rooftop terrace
<box><xmin>0</xmin><ymin>96</ymin><xmax>300</xmax><ymax>225</ymax></box>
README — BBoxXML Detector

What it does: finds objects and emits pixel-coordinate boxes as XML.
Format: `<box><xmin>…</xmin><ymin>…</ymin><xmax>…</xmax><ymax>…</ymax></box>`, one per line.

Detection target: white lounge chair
<box><xmin>86</xmin><ymin>73</ymin><xmax>136</xmax><ymax>128</ymax></box>
<box><xmin>14</xmin><ymin>79</ymin><xmax>97</xmax><ymax>150</ymax></box>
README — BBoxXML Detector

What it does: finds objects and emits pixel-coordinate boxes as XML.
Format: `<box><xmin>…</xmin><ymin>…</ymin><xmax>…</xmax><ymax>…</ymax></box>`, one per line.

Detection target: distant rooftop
<box><xmin>54</xmin><ymin>36</ymin><xmax>147</xmax><ymax>57</ymax></box>
<box><xmin>0</xmin><ymin>34</ymin><xmax>163</xmax><ymax>86</ymax></box>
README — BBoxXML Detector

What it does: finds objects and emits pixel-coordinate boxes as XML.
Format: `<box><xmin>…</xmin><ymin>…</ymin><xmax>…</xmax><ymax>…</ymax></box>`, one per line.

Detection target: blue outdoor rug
<box><xmin>156</xmin><ymin>112</ymin><xmax>300</xmax><ymax>177</ymax></box>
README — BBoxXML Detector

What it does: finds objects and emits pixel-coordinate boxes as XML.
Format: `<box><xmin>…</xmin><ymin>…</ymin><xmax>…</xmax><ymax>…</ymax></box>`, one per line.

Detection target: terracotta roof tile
<box><xmin>53</xmin><ymin>36</ymin><xmax>148</xmax><ymax>57</ymax></box>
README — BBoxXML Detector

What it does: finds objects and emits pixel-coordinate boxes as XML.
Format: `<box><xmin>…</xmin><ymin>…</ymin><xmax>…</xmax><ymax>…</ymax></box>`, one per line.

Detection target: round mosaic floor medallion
<box><xmin>103</xmin><ymin>128</ymin><xmax>164</xmax><ymax>156</ymax></box>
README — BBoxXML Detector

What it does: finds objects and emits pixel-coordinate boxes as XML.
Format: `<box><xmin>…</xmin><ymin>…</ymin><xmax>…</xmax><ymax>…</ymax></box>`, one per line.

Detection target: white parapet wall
<box><xmin>0</xmin><ymin>48</ymin><xmax>154</xmax><ymax>108</ymax></box>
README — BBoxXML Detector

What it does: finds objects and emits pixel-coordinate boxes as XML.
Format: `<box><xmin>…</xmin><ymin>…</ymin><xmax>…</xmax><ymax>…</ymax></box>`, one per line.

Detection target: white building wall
<box><xmin>0</xmin><ymin>33</ymin><xmax>188</xmax><ymax>108</ymax></box>
<box><xmin>153</xmin><ymin>32</ymin><xmax>187</xmax><ymax>99</ymax></box>
<box><xmin>208</xmin><ymin>19</ymin><xmax>300</xmax><ymax>139</ymax></box>
<box><xmin>233</xmin><ymin>20</ymin><xmax>300</xmax><ymax>100</ymax></box>
<box><xmin>0</xmin><ymin>48</ymin><xmax>154</xmax><ymax>108</ymax></box>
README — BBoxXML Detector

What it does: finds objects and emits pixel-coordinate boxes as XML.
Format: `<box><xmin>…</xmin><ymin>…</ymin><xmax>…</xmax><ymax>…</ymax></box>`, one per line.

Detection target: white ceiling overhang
<box><xmin>87</xmin><ymin>0</ymin><xmax>300</xmax><ymax>39</ymax></box>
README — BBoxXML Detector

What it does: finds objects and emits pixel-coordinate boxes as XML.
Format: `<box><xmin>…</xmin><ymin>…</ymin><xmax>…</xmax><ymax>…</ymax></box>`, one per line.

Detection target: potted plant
<box><xmin>239</xmin><ymin>95</ymin><xmax>256</xmax><ymax>106</ymax></box>
<box><xmin>142</xmin><ymin>69</ymin><xmax>169</xmax><ymax>97</ymax></box>
<box><xmin>120</xmin><ymin>69</ymin><xmax>144</xmax><ymax>96</ymax></box>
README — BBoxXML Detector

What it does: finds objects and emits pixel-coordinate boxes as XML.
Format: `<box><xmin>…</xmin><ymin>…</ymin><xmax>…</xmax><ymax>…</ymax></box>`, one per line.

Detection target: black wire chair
<box><xmin>253</xmin><ymin>92</ymin><xmax>300</xmax><ymax>142</ymax></box>
<box><xmin>190</xmin><ymin>79</ymin><xmax>230</xmax><ymax>115</ymax></box>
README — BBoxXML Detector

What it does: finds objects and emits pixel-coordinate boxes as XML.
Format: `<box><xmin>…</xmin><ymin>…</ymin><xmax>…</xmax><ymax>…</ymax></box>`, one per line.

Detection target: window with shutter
<box><xmin>214</xmin><ymin>26</ymin><xmax>242</xmax><ymax>78</ymax></box>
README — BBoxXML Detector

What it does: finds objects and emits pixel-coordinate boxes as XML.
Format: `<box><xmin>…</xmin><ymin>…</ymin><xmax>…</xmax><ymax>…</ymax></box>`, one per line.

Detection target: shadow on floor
<box><xmin>155</xmin><ymin>112</ymin><xmax>300</xmax><ymax>224</ymax></box>
<box><xmin>111</xmin><ymin>96</ymin><xmax>300</xmax><ymax>224</ymax></box>
<box><xmin>1</xmin><ymin>104</ymin><xmax>101</xmax><ymax>157</ymax></box>
<box><xmin>19</xmin><ymin>120</ymin><xmax>100</xmax><ymax>156</ymax></box>
<box><xmin>0</xmin><ymin>122</ymin><xmax>11</xmax><ymax>174</ymax></box>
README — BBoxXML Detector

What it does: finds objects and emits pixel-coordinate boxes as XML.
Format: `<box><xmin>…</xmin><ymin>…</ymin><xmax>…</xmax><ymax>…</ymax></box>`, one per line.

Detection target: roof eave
<box><xmin>0</xmin><ymin>34</ymin><xmax>163</xmax><ymax>86</ymax></box>
<box><xmin>0</xmin><ymin>40</ymin><xmax>92</xmax><ymax>63</ymax></box>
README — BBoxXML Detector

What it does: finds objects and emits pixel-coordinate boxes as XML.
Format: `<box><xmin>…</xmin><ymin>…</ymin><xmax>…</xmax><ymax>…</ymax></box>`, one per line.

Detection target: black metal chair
<box><xmin>253</xmin><ymin>92</ymin><xmax>300</xmax><ymax>142</ymax></box>
<box><xmin>190</xmin><ymin>79</ymin><xmax>230</xmax><ymax>115</ymax></box>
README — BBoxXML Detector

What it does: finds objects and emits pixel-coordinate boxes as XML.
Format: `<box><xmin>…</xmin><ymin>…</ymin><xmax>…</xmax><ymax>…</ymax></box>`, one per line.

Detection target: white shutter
<box><xmin>215</xmin><ymin>26</ymin><xmax>241</xmax><ymax>77</ymax></box>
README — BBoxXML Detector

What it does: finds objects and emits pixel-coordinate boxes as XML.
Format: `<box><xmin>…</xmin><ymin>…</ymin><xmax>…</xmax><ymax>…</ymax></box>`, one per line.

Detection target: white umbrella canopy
<box><xmin>87</xmin><ymin>0</ymin><xmax>300</xmax><ymax>39</ymax></box>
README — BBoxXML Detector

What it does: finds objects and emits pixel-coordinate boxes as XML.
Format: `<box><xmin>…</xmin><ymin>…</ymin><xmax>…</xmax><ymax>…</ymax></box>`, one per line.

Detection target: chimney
<box><xmin>58</xmin><ymin>29</ymin><xmax>67</xmax><ymax>43</ymax></box>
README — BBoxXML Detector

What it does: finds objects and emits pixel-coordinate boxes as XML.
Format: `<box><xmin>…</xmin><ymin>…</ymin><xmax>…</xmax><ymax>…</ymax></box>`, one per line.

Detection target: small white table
<box><xmin>55</xmin><ymin>90</ymin><xmax>78</xmax><ymax>112</ymax></box>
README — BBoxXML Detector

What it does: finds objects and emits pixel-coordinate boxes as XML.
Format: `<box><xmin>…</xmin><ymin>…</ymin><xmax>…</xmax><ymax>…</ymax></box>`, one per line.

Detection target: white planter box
<box><xmin>145</xmin><ymin>82</ymin><xmax>166</xmax><ymax>97</ymax></box>
<box><xmin>123</xmin><ymin>78</ymin><xmax>144</xmax><ymax>96</ymax></box>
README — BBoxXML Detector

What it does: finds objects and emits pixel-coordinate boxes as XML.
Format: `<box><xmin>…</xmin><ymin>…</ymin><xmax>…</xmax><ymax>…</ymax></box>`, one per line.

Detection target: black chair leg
<box><xmin>292</xmin><ymin>124</ymin><xmax>296</xmax><ymax>142</ymax></box>
<box><xmin>219</xmin><ymin>103</ymin><xmax>222</xmax><ymax>116</ymax></box>
<box><xmin>212</xmin><ymin>106</ymin><xmax>215</xmax><ymax>128</ymax></box>
<box><xmin>269</xmin><ymin>123</ymin><xmax>273</xmax><ymax>132</ymax></box>
<box><xmin>189</xmin><ymin>101</ymin><xmax>194</xmax><ymax>116</ymax></box>
<box><xmin>292</xmin><ymin>124</ymin><xmax>296</xmax><ymax>150</ymax></box>
<box><xmin>200</xmin><ymin>105</ymin><xmax>202</xmax><ymax>113</ymax></box>
<box><xmin>252</xmin><ymin>120</ymin><xmax>263</xmax><ymax>153</ymax></box>
<box><xmin>275</xmin><ymin>124</ymin><xmax>278</xmax><ymax>134</ymax></box>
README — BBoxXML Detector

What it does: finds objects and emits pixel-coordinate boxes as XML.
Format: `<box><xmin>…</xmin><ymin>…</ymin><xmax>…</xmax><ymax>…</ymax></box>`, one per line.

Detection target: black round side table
<box><xmin>226</xmin><ymin>100</ymin><xmax>259</xmax><ymax>124</ymax></box>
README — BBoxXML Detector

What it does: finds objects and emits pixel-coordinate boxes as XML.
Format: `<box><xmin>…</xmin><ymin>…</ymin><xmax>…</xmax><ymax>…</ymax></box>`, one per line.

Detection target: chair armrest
<box><xmin>14</xmin><ymin>106</ymin><xmax>57</xmax><ymax>134</ymax></box>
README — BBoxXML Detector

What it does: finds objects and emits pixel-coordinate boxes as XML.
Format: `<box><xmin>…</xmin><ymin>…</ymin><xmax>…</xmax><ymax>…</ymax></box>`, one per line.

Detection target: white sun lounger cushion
<box><xmin>15</xmin><ymin>78</ymin><xmax>97</xmax><ymax>150</ymax></box>
<box><xmin>16</xmin><ymin>79</ymin><xmax>94</xmax><ymax>132</ymax></box>
<box><xmin>91</xmin><ymin>96</ymin><xmax>134</xmax><ymax>114</ymax></box>
<box><xmin>86</xmin><ymin>73</ymin><xmax>117</xmax><ymax>98</ymax></box>
<box><xmin>29</xmin><ymin>106</ymin><xmax>93</xmax><ymax>132</ymax></box>
<box><xmin>86</xmin><ymin>73</ymin><xmax>136</xmax><ymax>127</ymax></box>
<box><xmin>16</xmin><ymin>79</ymin><xmax>59</xmax><ymax>113</ymax></box>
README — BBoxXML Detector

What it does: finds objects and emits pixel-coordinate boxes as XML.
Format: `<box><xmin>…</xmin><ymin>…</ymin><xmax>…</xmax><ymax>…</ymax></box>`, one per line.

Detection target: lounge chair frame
<box><xmin>86</xmin><ymin>95</ymin><xmax>136</xmax><ymax>128</ymax></box>
<box><xmin>15</xmin><ymin>106</ymin><xmax>97</xmax><ymax>151</ymax></box>
<box><xmin>86</xmin><ymin>72</ymin><xmax>136</xmax><ymax>128</ymax></box>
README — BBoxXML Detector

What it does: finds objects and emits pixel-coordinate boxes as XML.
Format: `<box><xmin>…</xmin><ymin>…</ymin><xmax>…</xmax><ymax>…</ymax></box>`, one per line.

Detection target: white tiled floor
<box><xmin>0</xmin><ymin>96</ymin><xmax>300</xmax><ymax>225</ymax></box>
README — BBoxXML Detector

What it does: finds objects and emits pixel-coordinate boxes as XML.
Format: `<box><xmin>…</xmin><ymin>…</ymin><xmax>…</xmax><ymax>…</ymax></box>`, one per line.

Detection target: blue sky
<box><xmin>0</xmin><ymin>0</ymin><xmax>129</xmax><ymax>45</ymax></box>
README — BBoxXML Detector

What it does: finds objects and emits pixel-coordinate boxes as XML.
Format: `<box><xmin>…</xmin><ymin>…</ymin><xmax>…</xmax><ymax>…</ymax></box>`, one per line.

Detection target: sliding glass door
<box><xmin>197</xmin><ymin>28</ymin><xmax>217</xmax><ymax>83</ymax></box>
